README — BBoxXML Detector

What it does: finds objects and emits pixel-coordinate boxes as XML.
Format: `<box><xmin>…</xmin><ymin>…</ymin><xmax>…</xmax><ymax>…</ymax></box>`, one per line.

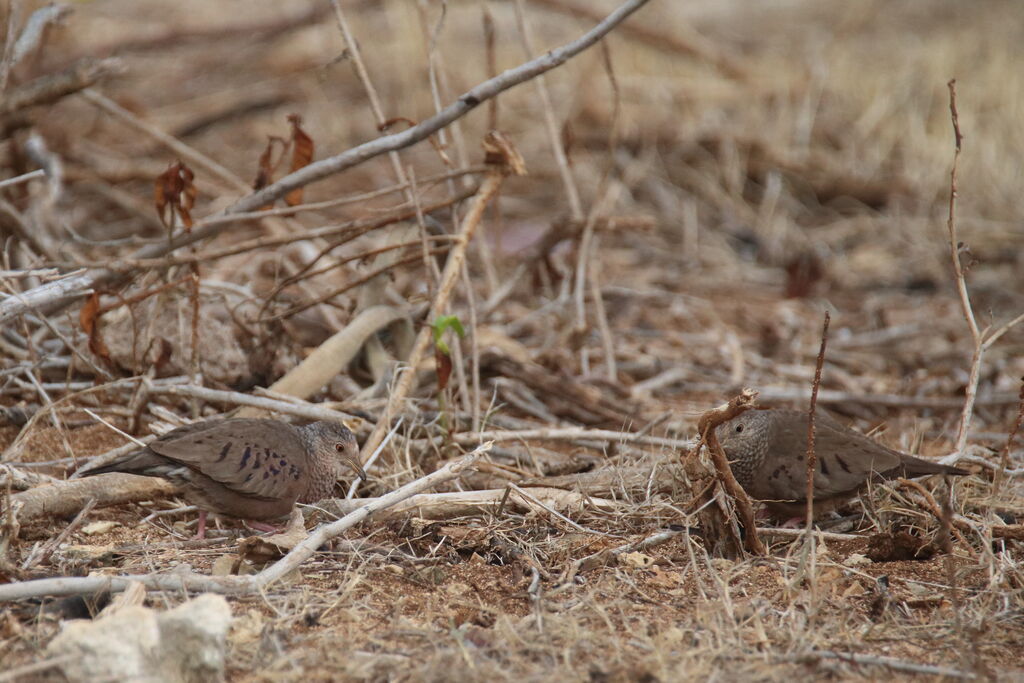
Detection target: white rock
<box><xmin>845</xmin><ymin>553</ymin><xmax>872</xmax><ymax>567</ymax></box>
<box><xmin>618</xmin><ymin>551</ymin><xmax>655</xmax><ymax>568</ymax></box>
<box><xmin>47</xmin><ymin>593</ymin><xmax>232</xmax><ymax>683</ymax></box>
<box><xmin>81</xmin><ymin>520</ymin><xmax>119</xmax><ymax>536</ymax></box>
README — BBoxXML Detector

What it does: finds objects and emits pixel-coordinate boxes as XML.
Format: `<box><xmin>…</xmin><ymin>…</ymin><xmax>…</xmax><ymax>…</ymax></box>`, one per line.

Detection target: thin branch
<box><xmin>805</xmin><ymin>311</ymin><xmax>830</xmax><ymax>527</ymax></box>
<box><xmin>788</xmin><ymin>650</ymin><xmax>975</xmax><ymax>680</ymax></box>
<box><xmin>0</xmin><ymin>169</ymin><xmax>45</xmax><ymax>190</ymax></box>
<box><xmin>328</xmin><ymin>0</ymin><xmax>411</xmax><ymax>192</ymax></box>
<box><xmin>145</xmin><ymin>383</ymin><xmax>358</xmax><ymax>423</ymax></box>
<box><xmin>408</xmin><ymin>426</ymin><xmax>693</xmax><ymax>450</ymax></box>
<box><xmin>945</xmin><ymin>79</ymin><xmax>979</xmax><ymax>456</ymax></box>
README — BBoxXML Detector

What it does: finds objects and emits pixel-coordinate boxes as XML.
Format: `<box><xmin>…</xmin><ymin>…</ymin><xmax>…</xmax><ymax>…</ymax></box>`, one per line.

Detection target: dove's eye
<box><xmin>735</xmin><ymin>424</ymin><xmax>744</xmax><ymax>433</ymax></box>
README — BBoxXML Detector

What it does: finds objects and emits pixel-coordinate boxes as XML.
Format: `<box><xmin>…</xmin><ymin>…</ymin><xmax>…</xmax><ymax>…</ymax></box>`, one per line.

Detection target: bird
<box><xmin>82</xmin><ymin>418</ymin><xmax>366</xmax><ymax>538</ymax></box>
<box><xmin>715</xmin><ymin>408</ymin><xmax>968</xmax><ymax>519</ymax></box>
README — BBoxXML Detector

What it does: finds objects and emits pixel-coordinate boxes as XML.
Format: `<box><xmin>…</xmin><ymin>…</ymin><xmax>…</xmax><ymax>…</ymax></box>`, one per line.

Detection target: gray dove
<box><xmin>82</xmin><ymin>419</ymin><xmax>365</xmax><ymax>537</ymax></box>
<box><xmin>716</xmin><ymin>408</ymin><xmax>967</xmax><ymax>518</ymax></box>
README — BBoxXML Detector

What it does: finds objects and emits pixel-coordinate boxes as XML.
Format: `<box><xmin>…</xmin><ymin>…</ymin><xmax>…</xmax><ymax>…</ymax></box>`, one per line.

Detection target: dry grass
<box><xmin>1</xmin><ymin>0</ymin><xmax>1023</xmax><ymax>680</ymax></box>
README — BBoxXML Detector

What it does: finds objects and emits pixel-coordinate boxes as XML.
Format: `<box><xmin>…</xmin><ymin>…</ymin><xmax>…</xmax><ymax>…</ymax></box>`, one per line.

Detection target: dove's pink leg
<box><xmin>195</xmin><ymin>510</ymin><xmax>208</xmax><ymax>540</ymax></box>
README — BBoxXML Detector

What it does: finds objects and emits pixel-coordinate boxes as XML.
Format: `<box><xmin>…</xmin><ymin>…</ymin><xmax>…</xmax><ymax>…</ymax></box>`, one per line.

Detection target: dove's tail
<box><xmin>898</xmin><ymin>454</ymin><xmax>969</xmax><ymax>478</ymax></box>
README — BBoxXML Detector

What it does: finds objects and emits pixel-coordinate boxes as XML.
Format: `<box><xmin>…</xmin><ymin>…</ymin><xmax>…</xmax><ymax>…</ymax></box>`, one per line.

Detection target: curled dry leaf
<box><xmin>253</xmin><ymin>136</ymin><xmax>282</xmax><ymax>192</ymax></box>
<box><xmin>154</xmin><ymin>160</ymin><xmax>196</xmax><ymax>230</ymax></box>
<box><xmin>79</xmin><ymin>291</ymin><xmax>111</xmax><ymax>363</ymax></box>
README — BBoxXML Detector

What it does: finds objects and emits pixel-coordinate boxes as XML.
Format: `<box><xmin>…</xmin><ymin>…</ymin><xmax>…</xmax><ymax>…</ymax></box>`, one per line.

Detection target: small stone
<box><xmin>211</xmin><ymin>555</ymin><xmax>238</xmax><ymax>576</ymax></box>
<box><xmin>61</xmin><ymin>545</ymin><xmax>113</xmax><ymax>562</ymax></box>
<box><xmin>81</xmin><ymin>520</ymin><xmax>119</xmax><ymax>536</ymax></box>
<box><xmin>619</xmin><ymin>551</ymin><xmax>655</xmax><ymax>568</ymax></box>
<box><xmin>711</xmin><ymin>558</ymin><xmax>734</xmax><ymax>572</ymax></box>
<box><xmin>229</xmin><ymin>609</ymin><xmax>264</xmax><ymax>646</ymax></box>
<box><xmin>845</xmin><ymin>553</ymin><xmax>871</xmax><ymax>567</ymax></box>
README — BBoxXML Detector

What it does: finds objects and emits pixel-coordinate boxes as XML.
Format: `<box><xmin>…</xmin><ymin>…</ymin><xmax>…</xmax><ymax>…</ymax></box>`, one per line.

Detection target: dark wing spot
<box><xmin>216</xmin><ymin>443</ymin><xmax>232</xmax><ymax>462</ymax></box>
<box><xmin>238</xmin><ymin>446</ymin><xmax>252</xmax><ymax>471</ymax></box>
<box><xmin>819</xmin><ymin>458</ymin><xmax>831</xmax><ymax>476</ymax></box>
<box><xmin>279</xmin><ymin>459</ymin><xmax>287</xmax><ymax>467</ymax></box>
<box><xmin>263</xmin><ymin>471</ymin><xmax>270</xmax><ymax>480</ymax></box>
<box><xmin>244</xmin><ymin>473</ymin><xmax>254</xmax><ymax>483</ymax></box>
<box><xmin>836</xmin><ymin>455</ymin><xmax>852</xmax><ymax>473</ymax></box>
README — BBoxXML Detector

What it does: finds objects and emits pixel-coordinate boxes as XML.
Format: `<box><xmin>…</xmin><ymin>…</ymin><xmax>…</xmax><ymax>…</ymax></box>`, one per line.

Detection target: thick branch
<box><xmin>6</xmin><ymin>474</ymin><xmax>178</xmax><ymax>523</ymax></box>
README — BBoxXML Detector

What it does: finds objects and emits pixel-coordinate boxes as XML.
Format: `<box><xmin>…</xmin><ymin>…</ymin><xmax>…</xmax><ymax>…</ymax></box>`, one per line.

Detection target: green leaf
<box><xmin>431</xmin><ymin>315</ymin><xmax>466</xmax><ymax>355</ymax></box>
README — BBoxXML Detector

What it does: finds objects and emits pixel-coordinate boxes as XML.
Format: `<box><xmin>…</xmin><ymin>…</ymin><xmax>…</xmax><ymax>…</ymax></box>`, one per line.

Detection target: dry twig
<box><xmin>694</xmin><ymin>388</ymin><xmax>765</xmax><ymax>556</ymax></box>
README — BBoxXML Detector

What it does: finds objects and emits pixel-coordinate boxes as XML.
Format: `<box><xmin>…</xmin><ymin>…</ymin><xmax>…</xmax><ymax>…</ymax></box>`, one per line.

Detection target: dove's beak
<box><xmin>345</xmin><ymin>441</ymin><xmax>367</xmax><ymax>481</ymax></box>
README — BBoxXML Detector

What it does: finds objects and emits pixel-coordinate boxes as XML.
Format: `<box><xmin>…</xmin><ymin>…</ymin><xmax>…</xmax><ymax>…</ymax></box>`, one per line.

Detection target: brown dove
<box><xmin>716</xmin><ymin>408</ymin><xmax>967</xmax><ymax>518</ymax></box>
<box><xmin>82</xmin><ymin>419</ymin><xmax>365</xmax><ymax>537</ymax></box>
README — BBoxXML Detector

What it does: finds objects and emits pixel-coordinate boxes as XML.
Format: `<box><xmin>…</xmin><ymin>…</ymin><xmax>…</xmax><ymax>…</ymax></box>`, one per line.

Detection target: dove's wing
<box><xmin>146</xmin><ymin>419</ymin><xmax>309</xmax><ymax>502</ymax></box>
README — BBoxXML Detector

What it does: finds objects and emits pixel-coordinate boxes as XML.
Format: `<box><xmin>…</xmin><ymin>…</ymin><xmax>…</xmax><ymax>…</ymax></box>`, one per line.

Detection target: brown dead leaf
<box><xmin>435</xmin><ymin>348</ymin><xmax>453</xmax><ymax>391</ymax></box>
<box><xmin>253</xmin><ymin>137</ymin><xmax>279</xmax><ymax>192</ymax></box>
<box><xmin>237</xmin><ymin>508</ymin><xmax>307</xmax><ymax>564</ymax></box>
<box><xmin>379</xmin><ymin>116</ymin><xmax>417</xmax><ymax>132</ymax></box>
<box><xmin>438</xmin><ymin>525</ymin><xmax>489</xmax><ymax>546</ymax></box>
<box><xmin>154</xmin><ymin>160</ymin><xmax>196</xmax><ymax>230</ymax></box>
<box><xmin>80</xmin><ymin>292</ymin><xmax>111</xmax><ymax>362</ymax></box>
<box><xmin>285</xmin><ymin>114</ymin><xmax>313</xmax><ymax>206</ymax></box>
<box><xmin>253</xmin><ymin>135</ymin><xmax>286</xmax><ymax>210</ymax></box>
